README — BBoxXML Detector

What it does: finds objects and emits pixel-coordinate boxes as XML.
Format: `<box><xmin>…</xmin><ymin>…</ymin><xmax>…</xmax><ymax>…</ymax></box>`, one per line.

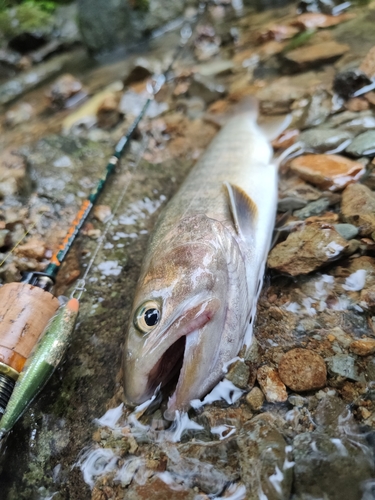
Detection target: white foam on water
<box><xmin>211</xmin><ymin>425</ymin><xmax>236</xmax><ymax>440</ymax></box>
<box><xmin>97</xmin><ymin>260</ymin><xmax>122</xmax><ymax>276</ymax></box>
<box><xmin>342</xmin><ymin>269</ymin><xmax>367</xmax><ymax>291</ymax></box>
<box><xmin>94</xmin><ymin>403</ymin><xmax>124</xmax><ymax>429</ymax></box>
<box><xmin>325</xmin><ymin>241</ymin><xmax>344</xmax><ymax>258</ymax></box>
<box><xmin>284</xmin><ymin>302</ymin><xmax>300</xmax><ymax>313</ymax></box>
<box><xmin>157</xmin><ymin>471</ymin><xmax>185</xmax><ymax>491</ymax></box>
<box><xmin>114</xmin><ymin>457</ymin><xmax>144</xmax><ymax>487</ymax></box>
<box><xmin>258</xmin><ymin>487</ymin><xmax>269</xmax><ymax>500</ymax></box>
<box><xmin>302</xmin><ymin>297</ymin><xmax>316</xmax><ymax>316</ymax></box>
<box><xmin>164</xmin><ymin>411</ymin><xmax>204</xmax><ymax>442</ymax></box>
<box><xmin>269</xmin><ymin>466</ymin><xmax>284</xmax><ymax>495</ymax></box>
<box><xmin>213</xmin><ymin>483</ymin><xmax>247</xmax><ymax>500</ymax></box>
<box><xmin>78</xmin><ymin>447</ymin><xmax>119</xmax><ymax>488</ymax></box>
<box><xmin>190</xmin><ymin>379</ymin><xmax>244</xmax><ymax>410</ymax></box>
<box><xmin>330</xmin><ymin>438</ymin><xmax>348</xmax><ymax>457</ymax></box>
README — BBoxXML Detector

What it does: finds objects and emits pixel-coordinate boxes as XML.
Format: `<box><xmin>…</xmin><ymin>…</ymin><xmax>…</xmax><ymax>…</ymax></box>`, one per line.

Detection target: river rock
<box><xmin>0</xmin><ymin>149</ymin><xmax>30</xmax><ymax>199</ymax></box>
<box><xmin>278</xmin><ymin>196</ymin><xmax>307</xmax><ymax>212</ymax></box>
<box><xmin>96</xmin><ymin>94</ymin><xmax>121</xmax><ymax>129</ymax></box>
<box><xmin>333</xmin><ymin>223</ymin><xmax>359</xmax><ymax>240</ymax></box>
<box><xmin>345</xmin><ymin>130</ymin><xmax>375</xmax><ymax>157</ymax></box>
<box><xmin>290</xmin><ymin>154</ymin><xmax>365</xmax><ymax>191</ymax></box>
<box><xmin>341</xmin><ymin>184</ymin><xmax>375</xmax><ymax>236</ymax></box>
<box><xmin>333</xmin><ymin>69</ymin><xmax>372</xmax><ymax>100</ymax></box>
<box><xmin>124</xmin><ymin>476</ymin><xmax>203</xmax><ymax>500</ymax></box>
<box><xmin>293</xmin><ymin>198</ymin><xmax>330</xmax><ymax>219</ymax></box>
<box><xmin>237</xmin><ymin>413</ymin><xmax>293</xmax><ymax>500</ymax></box>
<box><xmin>257</xmin><ymin>366</ymin><xmax>288</xmax><ymax>403</ymax></box>
<box><xmin>283</xmin><ymin>41</ymin><xmax>349</xmax><ymax>71</ymax></box>
<box><xmin>326</xmin><ymin>354</ymin><xmax>364</xmax><ymax>382</ymax></box>
<box><xmin>14</xmin><ymin>237</ymin><xmax>46</xmax><ymax>260</ymax></box>
<box><xmin>188</xmin><ymin>74</ymin><xmax>226</xmax><ymax>104</ymax></box>
<box><xmin>350</xmin><ymin>338</ymin><xmax>375</xmax><ymax>356</ymax></box>
<box><xmin>47</xmin><ymin>74</ymin><xmax>84</xmax><ymax>109</ymax></box>
<box><xmin>245</xmin><ymin>387</ymin><xmax>265</xmax><ymax>411</ymax></box>
<box><xmin>278</xmin><ymin>348</ymin><xmax>327</xmax><ymax>392</ymax></box>
<box><xmin>225</xmin><ymin>360</ymin><xmax>251</xmax><ymax>390</ymax></box>
<box><xmin>360</xmin><ymin>45</ymin><xmax>375</xmax><ymax>79</ymax></box>
<box><xmin>4</xmin><ymin>102</ymin><xmax>34</xmax><ymax>128</ymax></box>
<box><xmin>299</xmin><ymin>129</ymin><xmax>353</xmax><ymax>153</ymax></box>
<box><xmin>268</xmin><ymin>222</ymin><xmax>348</xmax><ymax>275</ymax></box>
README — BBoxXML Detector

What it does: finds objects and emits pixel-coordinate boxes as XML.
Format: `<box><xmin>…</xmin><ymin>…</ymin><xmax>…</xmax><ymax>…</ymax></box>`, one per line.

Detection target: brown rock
<box><xmin>245</xmin><ymin>387</ymin><xmax>265</xmax><ymax>411</ymax></box>
<box><xmin>93</xmin><ymin>205</ymin><xmax>112</xmax><ymax>223</ymax></box>
<box><xmin>278</xmin><ymin>348</ymin><xmax>327</xmax><ymax>392</ymax></box>
<box><xmin>341</xmin><ymin>184</ymin><xmax>375</xmax><ymax>236</ymax></box>
<box><xmin>365</xmin><ymin>91</ymin><xmax>375</xmax><ymax>106</ymax></box>
<box><xmin>257</xmin><ymin>365</ymin><xmax>288</xmax><ymax>403</ymax></box>
<box><xmin>47</xmin><ymin>73</ymin><xmax>83</xmax><ymax>109</ymax></box>
<box><xmin>350</xmin><ymin>338</ymin><xmax>375</xmax><ymax>356</ymax></box>
<box><xmin>125</xmin><ymin>477</ymin><xmax>205</xmax><ymax>500</ymax></box>
<box><xmin>256</xmin><ymin>24</ymin><xmax>300</xmax><ymax>44</ymax></box>
<box><xmin>284</xmin><ymin>41</ymin><xmax>349</xmax><ymax>70</ymax></box>
<box><xmin>292</xmin><ymin>12</ymin><xmax>355</xmax><ymax>30</ymax></box>
<box><xmin>360</xmin><ymin>285</ymin><xmax>375</xmax><ymax>311</ymax></box>
<box><xmin>96</xmin><ymin>94</ymin><xmax>120</xmax><ymax>129</ymax></box>
<box><xmin>0</xmin><ymin>149</ymin><xmax>29</xmax><ymax>198</ymax></box>
<box><xmin>272</xmin><ymin>129</ymin><xmax>299</xmax><ymax>149</ymax></box>
<box><xmin>360</xmin><ymin>46</ymin><xmax>375</xmax><ymax>79</ymax></box>
<box><xmin>290</xmin><ymin>154</ymin><xmax>365</xmax><ymax>191</ymax></box>
<box><xmin>15</xmin><ymin>237</ymin><xmax>46</xmax><ymax>260</ymax></box>
<box><xmin>268</xmin><ymin>222</ymin><xmax>348</xmax><ymax>276</ymax></box>
<box><xmin>346</xmin><ymin>97</ymin><xmax>370</xmax><ymax>111</ymax></box>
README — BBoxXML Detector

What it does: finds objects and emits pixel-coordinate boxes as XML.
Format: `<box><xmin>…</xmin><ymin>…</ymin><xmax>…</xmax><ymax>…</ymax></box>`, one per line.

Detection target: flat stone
<box><xmin>245</xmin><ymin>387</ymin><xmax>265</xmax><ymax>411</ymax></box>
<box><xmin>225</xmin><ymin>360</ymin><xmax>251</xmax><ymax>389</ymax></box>
<box><xmin>346</xmin><ymin>130</ymin><xmax>375</xmax><ymax>157</ymax></box>
<box><xmin>14</xmin><ymin>237</ymin><xmax>46</xmax><ymax>260</ymax></box>
<box><xmin>299</xmin><ymin>129</ymin><xmax>353</xmax><ymax>153</ymax></box>
<box><xmin>326</xmin><ymin>354</ymin><xmax>364</xmax><ymax>382</ymax></box>
<box><xmin>360</xmin><ymin>45</ymin><xmax>375</xmax><ymax>79</ymax></box>
<box><xmin>278</xmin><ymin>348</ymin><xmax>327</xmax><ymax>392</ymax></box>
<box><xmin>257</xmin><ymin>365</ymin><xmax>288</xmax><ymax>403</ymax></box>
<box><xmin>283</xmin><ymin>41</ymin><xmax>349</xmax><ymax>70</ymax></box>
<box><xmin>268</xmin><ymin>222</ymin><xmax>348</xmax><ymax>276</ymax></box>
<box><xmin>278</xmin><ymin>196</ymin><xmax>307</xmax><ymax>212</ymax></box>
<box><xmin>350</xmin><ymin>338</ymin><xmax>375</xmax><ymax>356</ymax></box>
<box><xmin>124</xmin><ymin>476</ymin><xmax>201</xmax><ymax>500</ymax></box>
<box><xmin>341</xmin><ymin>183</ymin><xmax>375</xmax><ymax>236</ymax></box>
<box><xmin>333</xmin><ymin>223</ymin><xmax>359</xmax><ymax>240</ymax></box>
<box><xmin>292</xmin><ymin>12</ymin><xmax>354</xmax><ymax>29</ymax></box>
<box><xmin>188</xmin><ymin>74</ymin><xmax>226</xmax><ymax>104</ymax></box>
<box><xmin>195</xmin><ymin>60</ymin><xmax>234</xmax><ymax>77</ymax></box>
<box><xmin>293</xmin><ymin>198</ymin><xmax>330</xmax><ymax>219</ymax></box>
<box><xmin>290</xmin><ymin>154</ymin><xmax>365</xmax><ymax>191</ymax></box>
<box><xmin>93</xmin><ymin>205</ymin><xmax>112</xmax><ymax>223</ymax></box>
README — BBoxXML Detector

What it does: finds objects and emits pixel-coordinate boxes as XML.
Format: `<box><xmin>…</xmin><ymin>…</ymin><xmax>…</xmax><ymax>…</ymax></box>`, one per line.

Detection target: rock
<box><xmin>290</xmin><ymin>154</ymin><xmax>365</xmax><ymax>191</ymax></box>
<box><xmin>257</xmin><ymin>365</ymin><xmax>288</xmax><ymax>403</ymax></box>
<box><xmin>292</xmin><ymin>12</ymin><xmax>354</xmax><ymax>30</ymax></box>
<box><xmin>14</xmin><ymin>238</ymin><xmax>46</xmax><ymax>260</ymax></box>
<box><xmin>278</xmin><ymin>196</ymin><xmax>307</xmax><ymax>212</ymax></box>
<box><xmin>4</xmin><ymin>102</ymin><xmax>34</xmax><ymax>128</ymax></box>
<box><xmin>283</xmin><ymin>41</ymin><xmax>349</xmax><ymax>71</ymax></box>
<box><xmin>299</xmin><ymin>89</ymin><xmax>334</xmax><ymax>129</ymax></box>
<box><xmin>188</xmin><ymin>74</ymin><xmax>226</xmax><ymax>104</ymax></box>
<box><xmin>345</xmin><ymin>97</ymin><xmax>369</xmax><ymax>112</ymax></box>
<box><xmin>272</xmin><ymin>129</ymin><xmax>299</xmax><ymax>149</ymax></box>
<box><xmin>118</xmin><ymin>89</ymin><xmax>168</xmax><ymax>118</ymax></box>
<box><xmin>96</xmin><ymin>94</ymin><xmax>121</xmax><ymax>129</ymax></box>
<box><xmin>326</xmin><ymin>354</ymin><xmax>364</xmax><ymax>382</ymax></box>
<box><xmin>333</xmin><ymin>69</ymin><xmax>372</xmax><ymax>100</ymax></box>
<box><xmin>345</xmin><ymin>130</ymin><xmax>375</xmax><ymax>157</ymax></box>
<box><xmin>245</xmin><ymin>387</ymin><xmax>265</xmax><ymax>411</ymax></box>
<box><xmin>257</xmin><ymin>73</ymin><xmax>312</xmax><ymax>114</ymax></box>
<box><xmin>124</xmin><ymin>476</ymin><xmax>202</xmax><ymax>500</ymax></box>
<box><xmin>360</xmin><ymin>45</ymin><xmax>375</xmax><ymax>79</ymax></box>
<box><xmin>333</xmin><ymin>223</ymin><xmax>359</xmax><ymax>240</ymax></box>
<box><xmin>47</xmin><ymin>74</ymin><xmax>84</xmax><ymax>109</ymax></box>
<box><xmin>360</xmin><ymin>285</ymin><xmax>375</xmax><ymax>311</ymax></box>
<box><xmin>268</xmin><ymin>223</ymin><xmax>348</xmax><ymax>275</ymax></box>
<box><xmin>93</xmin><ymin>205</ymin><xmax>112</xmax><ymax>223</ymax></box>
<box><xmin>225</xmin><ymin>360</ymin><xmax>251</xmax><ymax>390</ymax></box>
<box><xmin>124</xmin><ymin>57</ymin><xmax>156</xmax><ymax>85</ymax></box>
<box><xmin>194</xmin><ymin>60</ymin><xmax>234</xmax><ymax>77</ymax></box>
<box><xmin>299</xmin><ymin>129</ymin><xmax>353</xmax><ymax>153</ymax></box>
<box><xmin>341</xmin><ymin>184</ymin><xmax>375</xmax><ymax>236</ymax></box>
<box><xmin>350</xmin><ymin>338</ymin><xmax>375</xmax><ymax>356</ymax></box>
<box><xmin>293</xmin><ymin>431</ymin><xmax>374</xmax><ymax>500</ymax></box>
<box><xmin>237</xmin><ymin>413</ymin><xmax>293</xmax><ymax>500</ymax></box>
<box><xmin>256</xmin><ymin>24</ymin><xmax>300</xmax><ymax>44</ymax></box>
<box><xmin>278</xmin><ymin>348</ymin><xmax>327</xmax><ymax>392</ymax></box>
<box><xmin>0</xmin><ymin>149</ymin><xmax>30</xmax><ymax>199</ymax></box>
<box><xmin>0</xmin><ymin>229</ymin><xmax>10</xmax><ymax>249</ymax></box>
<box><xmin>293</xmin><ymin>198</ymin><xmax>330</xmax><ymax>219</ymax></box>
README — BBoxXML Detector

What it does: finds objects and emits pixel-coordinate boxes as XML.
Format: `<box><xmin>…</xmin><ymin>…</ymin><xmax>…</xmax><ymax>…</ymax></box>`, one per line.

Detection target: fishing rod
<box><xmin>0</xmin><ymin>5</ymin><xmax>206</xmax><ymax>438</ymax></box>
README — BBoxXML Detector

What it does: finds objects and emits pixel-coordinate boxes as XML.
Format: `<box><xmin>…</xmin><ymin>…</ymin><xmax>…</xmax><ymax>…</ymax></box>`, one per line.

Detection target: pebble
<box><xmin>245</xmin><ymin>387</ymin><xmax>264</xmax><ymax>411</ymax></box>
<box><xmin>290</xmin><ymin>154</ymin><xmax>365</xmax><ymax>191</ymax></box>
<box><xmin>326</xmin><ymin>354</ymin><xmax>364</xmax><ymax>382</ymax></box>
<box><xmin>360</xmin><ymin>45</ymin><xmax>375</xmax><ymax>79</ymax></box>
<box><xmin>93</xmin><ymin>205</ymin><xmax>112</xmax><ymax>223</ymax></box>
<box><xmin>256</xmin><ymin>365</ymin><xmax>288</xmax><ymax>403</ymax></box>
<box><xmin>292</xmin><ymin>12</ymin><xmax>354</xmax><ymax>29</ymax></box>
<box><xmin>4</xmin><ymin>102</ymin><xmax>34</xmax><ymax>128</ymax></box>
<box><xmin>333</xmin><ymin>223</ymin><xmax>359</xmax><ymax>240</ymax></box>
<box><xmin>268</xmin><ymin>222</ymin><xmax>348</xmax><ymax>275</ymax></box>
<box><xmin>96</xmin><ymin>94</ymin><xmax>120</xmax><ymax>129</ymax></box>
<box><xmin>333</xmin><ymin>69</ymin><xmax>372</xmax><ymax>100</ymax></box>
<box><xmin>14</xmin><ymin>237</ymin><xmax>46</xmax><ymax>260</ymax></box>
<box><xmin>349</xmin><ymin>338</ymin><xmax>375</xmax><ymax>356</ymax></box>
<box><xmin>195</xmin><ymin>60</ymin><xmax>234</xmax><ymax>77</ymax></box>
<box><xmin>0</xmin><ymin>229</ymin><xmax>10</xmax><ymax>248</ymax></box>
<box><xmin>47</xmin><ymin>73</ymin><xmax>83</xmax><ymax>109</ymax></box>
<box><xmin>293</xmin><ymin>198</ymin><xmax>330</xmax><ymax>219</ymax></box>
<box><xmin>225</xmin><ymin>360</ymin><xmax>251</xmax><ymax>390</ymax></box>
<box><xmin>278</xmin><ymin>196</ymin><xmax>307</xmax><ymax>212</ymax></box>
<box><xmin>283</xmin><ymin>41</ymin><xmax>350</xmax><ymax>71</ymax></box>
<box><xmin>345</xmin><ymin>130</ymin><xmax>375</xmax><ymax>157</ymax></box>
<box><xmin>188</xmin><ymin>74</ymin><xmax>226</xmax><ymax>104</ymax></box>
<box><xmin>278</xmin><ymin>348</ymin><xmax>327</xmax><ymax>392</ymax></box>
<box><xmin>299</xmin><ymin>129</ymin><xmax>353</xmax><ymax>153</ymax></box>
<box><xmin>341</xmin><ymin>183</ymin><xmax>375</xmax><ymax>236</ymax></box>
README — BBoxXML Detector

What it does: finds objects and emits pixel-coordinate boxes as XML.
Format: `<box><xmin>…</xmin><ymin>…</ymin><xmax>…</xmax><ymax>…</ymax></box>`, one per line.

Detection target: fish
<box><xmin>123</xmin><ymin>99</ymin><xmax>287</xmax><ymax>419</ymax></box>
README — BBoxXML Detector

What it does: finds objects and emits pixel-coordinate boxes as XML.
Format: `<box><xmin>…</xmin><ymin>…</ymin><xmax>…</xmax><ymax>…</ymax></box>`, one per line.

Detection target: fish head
<box><xmin>123</xmin><ymin>239</ymin><xmax>230</xmax><ymax>416</ymax></box>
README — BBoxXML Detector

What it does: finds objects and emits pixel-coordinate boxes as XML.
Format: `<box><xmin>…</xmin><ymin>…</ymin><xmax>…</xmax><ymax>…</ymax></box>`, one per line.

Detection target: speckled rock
<box><xmin>350</xmin><ymin>338</ymin><xmax>375</xmax><ymax>356</ymax></box>
<box><xmin>341</xmin><ymin>183</ymin><xmax>375</xmax><ymax>236</ymax></box>
<box><xmin>245</xmin><ymin>387</ymin><xmax>265</xmax><ymax>411</ymax></box>
<box><xmin>257</xmin><ymin>366</ymin><xmax>288</xmax><ymax>403</ymax></box>
<box><xmin>278</xmin><ymin>348</ymin><xmax>327</xmax><ymax>392</ymax></box>
<box><xmin>346</xmin><ymin>130</ymin><xmax>375</xmax><ymax>157</ymax></box>
<box><xmin>268</xmin><ymin>222</ymin><xmax>348</xmax><ymax>276</ymax></box>
<box><xmin>290</xmin><ymin>154</ymin><xmax>365</xmax><ymax>191</ymax></box>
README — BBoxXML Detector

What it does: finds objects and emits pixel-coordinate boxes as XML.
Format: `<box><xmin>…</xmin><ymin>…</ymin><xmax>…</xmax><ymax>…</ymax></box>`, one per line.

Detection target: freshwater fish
<box><xmin>123</xmin><ymin>100</ymin><xmax>286</xmax><ymax>419</ymax></box>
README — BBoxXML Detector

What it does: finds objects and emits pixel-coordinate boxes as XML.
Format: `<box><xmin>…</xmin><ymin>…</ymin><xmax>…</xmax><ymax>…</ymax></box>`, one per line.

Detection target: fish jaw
<box><xmin>122</xmin><ymin>297</ymin><xmax>221</xmax><ymax>407</ymax></box>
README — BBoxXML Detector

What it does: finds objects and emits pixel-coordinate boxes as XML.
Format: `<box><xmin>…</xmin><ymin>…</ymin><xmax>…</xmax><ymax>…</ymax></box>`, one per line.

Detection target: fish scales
<box><xmin>123</xmin><ymin>107</ymin><xmax>279</xmax><ymax>419</ymax></box>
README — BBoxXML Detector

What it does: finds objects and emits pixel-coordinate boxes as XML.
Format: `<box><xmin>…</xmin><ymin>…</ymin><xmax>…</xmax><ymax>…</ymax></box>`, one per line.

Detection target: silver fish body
<box><xmin>123</xmin><ymin>107</ymin><xmax>279</xmax><ymax>419</ymax></box>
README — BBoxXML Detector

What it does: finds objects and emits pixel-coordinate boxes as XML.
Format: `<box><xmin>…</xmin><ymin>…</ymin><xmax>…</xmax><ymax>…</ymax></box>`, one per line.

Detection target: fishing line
<box><xmin>0</xmin><ymin>221</ymin><xmax>36</xmax><ymax>268</ymax></box>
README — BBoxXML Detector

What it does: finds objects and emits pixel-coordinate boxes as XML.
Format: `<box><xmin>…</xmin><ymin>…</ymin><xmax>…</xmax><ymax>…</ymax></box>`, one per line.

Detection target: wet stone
<box><xmin>333</xmin><ymin>69</ymin><xmax>373</xmax><ymax>100</ymax></box>
<box><xmin>326</xmin><ymin>354</ymin><xmax>364</xmax><ymax>382</ymax></box>
<box><xmin>225</xmin><ymin>360</ymin><xmax>251</xmax><ymax>390</ymax></box>
<box><xmin>333</xmin><ymin>223</ymin><xmax>359</xmax><ymax>240</ymax></box>
<box><xmin>346</xmin><ymin>130</ymin><xmax>375</xmax><ymax>157</ymax></box>
<box><xmin>299</xmin><ymin>129</ymin><xmax>353</xmax><ymax>153</ymax></box>
<box><xmin>283</xmin><ymin>41</ymin><xmax>349</xmax><ymax>71</ymax></box>
<box><xmin>293</xmin><ymin>198</ymin><xmax>330</xmax><ymax>219</ymax></box>
<box><xmin>245</xmin><ymin>387</ymin><xmax>265</xmax><ymax>411</ymax></box>
<box><xmin>123</xmin><ymin>476</ymin><xmax>203</xmax><ymax>500</ymax></box>
<box><xmin>278</xmin><ymin>196</ymin><xmax>307</xmax><ymax>212</ymax></box>
<box><xmin>350</xmin><ymin>338</ymin><xmax>375</xmax><ymax>356</ymax></box>
<box><xmin>341</xmin><ymin>183</ymin><xmax>375</xmax><ymax>236</ymax></box>
<box><xmin>257</xmin><ymin>365</ymin><xmax>288</xmax><ymax>403</ymax></box>
<box><xmin>188</xmin><ymin>74</ymin><xmax>226</xmax><ymax>104</ymax></box>
<box><xmin>278</xmin><ymin>348</ymin><xmax>327</xmax><ymax>392</ymax></box>
<box><xmin>268</xmin><ymin>222</ymin><xmax>348</xmax><ymax>276</ymax></box>
<box><xmin>290</xmin><ymin>154</ymin><xmax>365</xmax><ymax>191</ymax></box>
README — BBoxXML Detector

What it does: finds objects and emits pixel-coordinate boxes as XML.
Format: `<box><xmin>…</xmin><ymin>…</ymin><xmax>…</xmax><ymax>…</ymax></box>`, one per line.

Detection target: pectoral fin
<box><xmin>224</xmin><ymin>182</ymin><xmax>257</xmax><ymax>244</ymax></box>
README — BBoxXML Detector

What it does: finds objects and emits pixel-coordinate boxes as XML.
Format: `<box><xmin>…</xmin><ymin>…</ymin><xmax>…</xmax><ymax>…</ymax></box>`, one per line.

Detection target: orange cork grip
<box><xmin>0</xmin><ymin>283</ymin><xmax>60</xmax><ymax>372</ymax></box>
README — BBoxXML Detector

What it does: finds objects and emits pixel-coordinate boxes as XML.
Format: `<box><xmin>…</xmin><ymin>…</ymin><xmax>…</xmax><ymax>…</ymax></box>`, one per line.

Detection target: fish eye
<box><xmin>134</xmin><ymin>300</ymin><xmax>161</xmax><ymax>334</ymax></box>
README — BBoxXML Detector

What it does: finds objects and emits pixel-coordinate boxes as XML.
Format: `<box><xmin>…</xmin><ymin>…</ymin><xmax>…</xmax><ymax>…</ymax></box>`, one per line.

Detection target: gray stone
<box><xmin>195</xmin><ymin>60</ymin><xmax>234</xmax><ymax>78</ymax></box>
<box><xmin>346</xmin><ymin>130</ymin><xmax>375</xmax><ymax>157</ymax></box>
<box><xmin>299</xmin><ymin>128</ymin><xmax>353</xmax><ymax>153</ymax></box>
<box><xmin>333</xmin><ymin>223</ymin><xmax>359</xmax><ymax>240</ymax></box>
<box><xmin>278</xmin><ymin>196</ymin><xmax>307</xmax><ymax>212</ymax></box>
<box><xmin>225</xmin><ymin>360</ymin><xmax>251</xmax><ymax>390</ymax></box>
<box><xmin>188</xmin><ymin>74</ymin><xmax>226</xmax><ymax>104</ymax></box>
<box><xmin>326</xmin><ymin>354</ymin><xmax>365</xmax><ymax>382</ymax></box>
<box><xmin>293</xmin><ymin>198</ymin><xmax>330</xmax><ymax>219</ymax></box>
<box><xmin>0</xmin><ymin>229</ymin><xmax>10</xmax><ymax>248</ymax></box>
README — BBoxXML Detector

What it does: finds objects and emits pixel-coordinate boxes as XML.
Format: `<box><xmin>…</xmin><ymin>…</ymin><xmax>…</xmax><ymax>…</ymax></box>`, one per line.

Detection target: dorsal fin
<box><xmin>224</xmin><ymin>182</ymin><xmax>257</xmax><ymax>243</ymax></box>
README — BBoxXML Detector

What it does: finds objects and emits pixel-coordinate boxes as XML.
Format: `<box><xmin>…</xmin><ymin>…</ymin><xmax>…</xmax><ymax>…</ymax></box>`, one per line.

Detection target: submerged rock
<box><xmin>293</xmin><ymin>198</ymin><xmax>330</xmax><ymax>219</ymax></box>
<box><xmin>341</xmin><ymin>183</ymin><xmax>375</xmax><ymax>236</ymax></box>
<box><xmin>278</xmin><ymin>348</ymin><xmax>327</xmax><ymax>392</ymax></box>
<box><xmin>268</xmin><ymin>222</ymin><xmax>348</xmax><ymax>275</ymax></box>
<box><xmin>350</xmin><ymin>338</ymin><xmax>375</xmax><ymax>356</ymax></box>
<box><xmin>333</xmin><ymin>223</ymin><xmax>359</xmax><ymax>240</ymax></box>
<box><xmin>257</xmin><ymin>366</ymin><xmax>288</xmax><ymax>403</ymax></box>
<box><xmin>283</xmin><ymin>41</ymin><xmax>349</xmax><ymax>71</ymax></box>
<box><xmin>245</xmin><ymin>387</ymin><xmax>265</xmax><ymax>411</ymax></box>
<box><xmin>298</xmin><ymin>128</ymin><xmax>353</xmax><ymax>153</ymax></box>
<box><xmin>345</xmin><ymin>130</ymin><xmax>375</xmax><ymax>157</ymax></box>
